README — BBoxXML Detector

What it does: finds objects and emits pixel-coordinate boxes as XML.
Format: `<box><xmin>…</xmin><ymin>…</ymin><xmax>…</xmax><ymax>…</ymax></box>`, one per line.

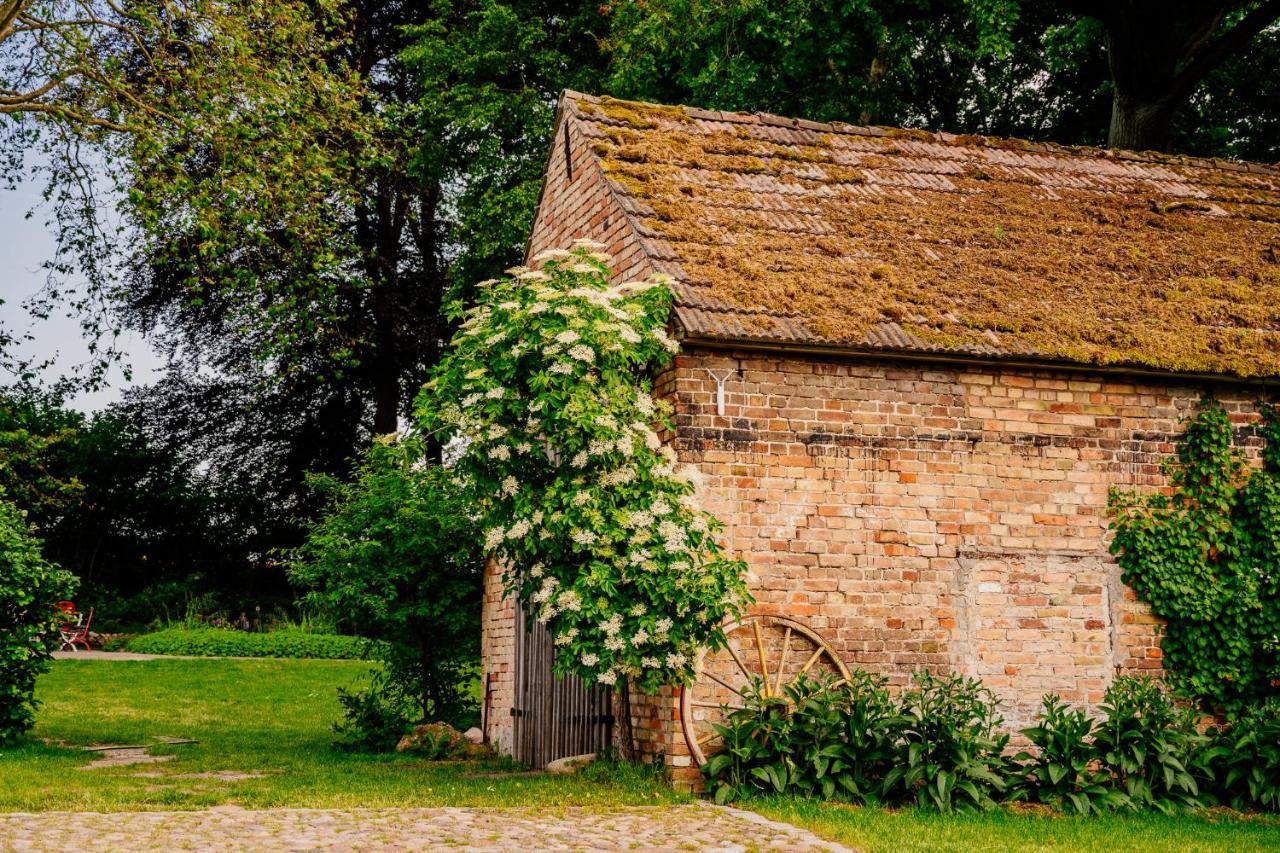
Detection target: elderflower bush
<box><xmin>420</xmin><ymin>242</ymin><xmax>750</xmax><ymax>691</ymax></box>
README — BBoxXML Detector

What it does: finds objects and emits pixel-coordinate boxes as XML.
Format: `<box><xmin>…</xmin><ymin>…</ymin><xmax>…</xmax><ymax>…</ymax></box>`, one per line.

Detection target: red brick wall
<box><xmin>481</xmin><ymin>561</ymin><xmax>516</xmax><ymax>752</ymax></box>
<box><xmin>647</xmin><ymin>349</ymin><xmax>1263</xmax><ymax>786</ymax></box>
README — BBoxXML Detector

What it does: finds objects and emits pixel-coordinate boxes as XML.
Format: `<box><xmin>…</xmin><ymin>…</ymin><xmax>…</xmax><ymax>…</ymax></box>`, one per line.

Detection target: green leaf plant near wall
<box><xmin>419</xmin><ymin>244</ymin><xmax>751</xmax><ymax>693</ymax></box>
<box><xmin>1108</xmin><ymin>398</ymin><xmax>1280</xmax><ymax>713</ymax></box>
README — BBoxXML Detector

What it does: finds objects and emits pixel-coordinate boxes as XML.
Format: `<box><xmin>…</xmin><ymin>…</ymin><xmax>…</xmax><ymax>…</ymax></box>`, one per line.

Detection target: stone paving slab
<box><xmin>0</xmin><ymin>804</ymin><xmax>851</xmax><ymax>852</ymax></box>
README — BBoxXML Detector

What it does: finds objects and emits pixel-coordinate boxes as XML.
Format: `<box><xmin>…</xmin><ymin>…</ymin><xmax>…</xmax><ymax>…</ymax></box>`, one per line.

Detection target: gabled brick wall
<box><xmin>481</xmin><ymin>100</ymin><xmax>1269</xmax><ymax>788</ymax></box>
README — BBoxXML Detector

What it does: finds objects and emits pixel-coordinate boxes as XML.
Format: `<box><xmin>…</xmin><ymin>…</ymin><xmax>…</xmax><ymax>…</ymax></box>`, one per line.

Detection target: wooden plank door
<box><xmin>511</xmin><ymin>601</ymin><xmax>613</xmax><ymax>768</ymax></box>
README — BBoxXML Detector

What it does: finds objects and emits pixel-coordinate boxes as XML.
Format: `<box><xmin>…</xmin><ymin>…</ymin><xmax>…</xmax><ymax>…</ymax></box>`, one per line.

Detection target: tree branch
<box><xmin>1168</xmin><ymin>0</ymin><xmax>1280</xmax><ymax>105</ymax></box>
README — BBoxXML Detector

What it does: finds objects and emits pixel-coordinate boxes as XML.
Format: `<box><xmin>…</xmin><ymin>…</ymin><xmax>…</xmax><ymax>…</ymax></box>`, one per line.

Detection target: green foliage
<box><xmin>888</xmin><ymin>671</ymin><xmax>1010</xmax><ymax>812</ymax></box>
<box><xmin>705</xmin><ymin>670</ymin><xmax>1009</xmax><ymax>812</ymax></box>
<box><xmin>1205</xmin><ymin>702</ymin><xmax>1280</xmax><ymax>812</ymax></box>
<box><xmin>1013</xmin><ymin>694</ymin><xmax>1128</xmax><ymax>814</ymax></box>
<box><xmin>701</xmin><ymin>671</ymin><xmax>1262</xmax><ymax>814</ymax></box>
<box><xmin>121</xmin><ymin>627</ymin><xmax>375</xmax><ymax>660</ymax></box>
<box><xmin>706</xmin><ymin>673</ymin><xmax>906</xmax><ymax>805</ymax></box>
<box><xmin>1092</xmin><ymin>677</ymin><xmax>1210</xmax><ymax>813</ymax></box>
<box><xmin>332</xmin><ymin>670</ymin><xmax>415</xmax><ymax>753</ymax></box>
<box><xmin>1109</xmin><ymin>398</ymin><xmax>1280</xmax><ymax>711</ymax></box>
<box><xmin>289</xmin><ymin>437</ymin><xmax>483</xmax><ymax>724</ymax></box>
<box><xmin>0</xmin><ymin>492</ymin><xmax>77</xmax><ymax>743</ymax></box>
<box><xmin>420</xmin><ymin>246</ymin><xmax>750</xmax><ymax>691</ymax></box>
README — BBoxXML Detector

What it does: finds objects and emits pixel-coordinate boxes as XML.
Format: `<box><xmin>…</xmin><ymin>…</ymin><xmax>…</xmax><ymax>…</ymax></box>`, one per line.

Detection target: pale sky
<box><xmin>0</xmin><ymin>162</ymin><xmax>164</xmax><ymax>412</ymax></box>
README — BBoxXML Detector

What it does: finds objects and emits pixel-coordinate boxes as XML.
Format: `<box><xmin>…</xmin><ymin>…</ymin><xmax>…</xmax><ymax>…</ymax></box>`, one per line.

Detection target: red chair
<box><xmin>58</xmin><ymin>606</ymin><xmax>93</xmax><ymax>652</ymax></box>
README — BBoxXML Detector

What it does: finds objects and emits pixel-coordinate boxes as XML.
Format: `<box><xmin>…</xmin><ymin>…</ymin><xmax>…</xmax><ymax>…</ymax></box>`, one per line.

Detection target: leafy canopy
<box><xmin>419</xmin><ymin>244</ymin><xmax>750</xmax><ymax>691</ymax></box>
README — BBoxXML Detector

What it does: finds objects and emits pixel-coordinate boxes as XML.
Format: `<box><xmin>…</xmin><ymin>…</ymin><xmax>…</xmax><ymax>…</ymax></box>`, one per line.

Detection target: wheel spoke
<box><xmin>752</xmin><ymin>619</ymin><xmax>770</xmax><ymax>693</ymax></box>
<box><xmin>773</xmin><ymin>626</ymin><xmax>792</xmax><ymax>696</ymax></box>
<box><xmin>798</xmin><ymin>646</ymin><xmax>826</xmax><ymax>676</ymax></box>
<box><xmin>697</xmin><ymin>731</ymin><xmax>722</xmax><ymax>746</ymax></box>
<box><xmin>691</xmin><ymin>700</ymin><xmax>746</xmax><ymax>711</ymax></box>
<box><xmin>703</xmin><ymin>669</ymin><xmax>746</xmax><ymax>698</ymax></box>
<box><xmin>723</xmin><ymin>637</ymin><xmax>752</xmax><ymax>682</ymax></box>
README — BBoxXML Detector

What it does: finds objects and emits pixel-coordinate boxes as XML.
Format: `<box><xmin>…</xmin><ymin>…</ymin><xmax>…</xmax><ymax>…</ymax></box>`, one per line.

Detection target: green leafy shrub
<box><xmin>332</xmin><ymin>670</ymin><xmax>413</xmax><ymax>752</ymax></box>
<box><xmin>1206</xmin><ymin>702</ymin><xmax>1280</xmax><ymax>811</ymax></box>
<box><xmin>1093</xmin><ymin>676</ymin><xmax>1210</xmax><ymax>812</ymax></box>
<box><xmin>0</xmin><ymin>494</ymin><xmax>77</xmax><ymax>743</ymax></box>
<box><xmin>419</xmin><ymin>246</ymin><xmax>750</xmax><ymax>691</ymax></box>
<box><xmin>886</xmin><ymin>671</ymin><xmax>1011</xmax><ymax>812</ymax></box>
<box><xmin>705</xmin><ymin>676</ymin><xmax>838</xmax><ymax>803</ymax></box>
<box><xmin>704</xmin><ymin>669</ymin><xmax>1009</xmax><ymax>812</ymax></box>
<box><xmin>706</xmin><ymin>673</ymin><xmax>907</xmax><ymax>805</ymax></box>
<box><xmin>123</xmin><ymin>627</ymin><xmax>375</xmax><ymax>659</ymax></box>
<box><xmin>1013</xmin><ymin>694</ymin><xmax>1128</xmax><ymax>814</ymax></box>
<box><xmin>290</xmin><ymin>440</ymin><xmax>483</xmax><ymax>726</ymax></box>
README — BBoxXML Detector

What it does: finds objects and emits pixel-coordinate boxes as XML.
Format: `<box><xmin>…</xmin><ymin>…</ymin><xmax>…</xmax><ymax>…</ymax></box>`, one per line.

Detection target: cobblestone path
<box><xmin>0</xmin><ymin>804</ymin><xmax>852</xmax><ymax>851</ymax></box>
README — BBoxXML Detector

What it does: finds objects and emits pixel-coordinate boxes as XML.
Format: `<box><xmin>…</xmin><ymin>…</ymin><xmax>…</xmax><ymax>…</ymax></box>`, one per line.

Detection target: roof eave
<box><xmin>676</xmin><ymin>331</ymin><xmax>1280</xmax><ymax>388</ymax></box>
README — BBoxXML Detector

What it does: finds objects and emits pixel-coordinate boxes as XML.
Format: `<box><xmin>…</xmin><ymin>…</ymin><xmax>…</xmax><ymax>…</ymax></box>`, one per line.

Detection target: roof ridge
<box><xmin>560</xmin><ymin>90</ymin><xmax>1280</xmax><ymax>178</ymax></box>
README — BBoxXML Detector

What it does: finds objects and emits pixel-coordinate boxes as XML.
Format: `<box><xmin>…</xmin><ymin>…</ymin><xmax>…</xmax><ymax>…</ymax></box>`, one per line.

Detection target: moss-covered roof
<box><xmin>562</xmin><ymin>91</ymin><xmax>1280</xmax><ymax>379</ymax></box>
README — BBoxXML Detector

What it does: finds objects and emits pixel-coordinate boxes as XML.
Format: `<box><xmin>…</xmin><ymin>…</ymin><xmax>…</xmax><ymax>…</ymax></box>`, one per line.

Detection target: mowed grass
<box><xmin>0</xmin><ymin>658</ymin><xmax>682</xmax><ymax>812</ymax></box>
<box><xmin>753</xmin><ymin>797</ymin><xmax>1280</xmax><ymax>853</ymax></box>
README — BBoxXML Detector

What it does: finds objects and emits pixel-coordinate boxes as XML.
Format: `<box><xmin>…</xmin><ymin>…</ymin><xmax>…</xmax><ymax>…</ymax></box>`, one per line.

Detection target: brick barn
<box><xmin>481</xmin><ymin>91</ymin><xmax>1280</xmax><ymax>786</ymax></box>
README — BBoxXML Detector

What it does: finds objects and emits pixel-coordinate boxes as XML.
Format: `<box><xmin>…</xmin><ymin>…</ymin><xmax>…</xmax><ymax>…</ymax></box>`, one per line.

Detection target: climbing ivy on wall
<box><xmin>1109</xmin><ymin>399</ymin><xmax>1280</xmax><ymax>712</ymax></box>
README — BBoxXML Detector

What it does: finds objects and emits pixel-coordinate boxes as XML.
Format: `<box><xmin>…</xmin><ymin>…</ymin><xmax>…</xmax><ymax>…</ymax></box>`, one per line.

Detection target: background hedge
<box><xmin>117</xmin><ymin>628</ymin><xmax>377</xmax><ymax>660</ymax></box>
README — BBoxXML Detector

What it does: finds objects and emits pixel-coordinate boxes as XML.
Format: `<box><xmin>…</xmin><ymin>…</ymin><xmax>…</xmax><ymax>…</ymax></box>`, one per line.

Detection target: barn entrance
<box><xmin>510</xmin><ymin>602</ymin><xmax>613</xmax><ymax>767</ymax></box>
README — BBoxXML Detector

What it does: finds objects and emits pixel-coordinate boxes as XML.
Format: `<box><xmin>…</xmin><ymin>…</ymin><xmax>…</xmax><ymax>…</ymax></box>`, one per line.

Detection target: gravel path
<box><xmin>0</xmin><ymin>804</ymin><xmax>850</xmax><ymax>851</ymax></box>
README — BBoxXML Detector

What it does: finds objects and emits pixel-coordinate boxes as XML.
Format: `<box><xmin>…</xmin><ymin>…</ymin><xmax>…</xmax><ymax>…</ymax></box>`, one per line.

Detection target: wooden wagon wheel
<box><xmin>679</xmin><ymin>614</ymin><xmax>850</xmax><ymax>766</ymax></box>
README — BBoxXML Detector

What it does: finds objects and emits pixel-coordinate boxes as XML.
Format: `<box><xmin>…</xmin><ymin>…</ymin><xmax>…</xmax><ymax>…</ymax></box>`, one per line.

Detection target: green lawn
<box><xmin>0</xmin><ymin>658</ymin><xmax>681</xmax><ymax>812</ymax></box>
<box><xmin>5</xmin><ymin>659</ymin><xmax>1278</xmax><ymax>853</ymax></box>
<box><xmin>755</xmin><ymin>798</ymin><xmax>1280</xmax><ymax>852</ymax></box>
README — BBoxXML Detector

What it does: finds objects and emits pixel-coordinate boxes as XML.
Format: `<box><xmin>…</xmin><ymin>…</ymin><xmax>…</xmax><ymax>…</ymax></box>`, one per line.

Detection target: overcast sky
<box><xmin>0</xmin><ymin>164</ymin><xmax>164</xmax><ymax>412</ymax></box>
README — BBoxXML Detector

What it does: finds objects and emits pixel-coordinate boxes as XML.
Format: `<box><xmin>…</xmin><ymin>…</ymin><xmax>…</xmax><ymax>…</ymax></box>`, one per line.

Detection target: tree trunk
<box><xmin>1107</xmin><ymin>92</ymin><xmax>1175</xmax><ymax>152</ymax></box>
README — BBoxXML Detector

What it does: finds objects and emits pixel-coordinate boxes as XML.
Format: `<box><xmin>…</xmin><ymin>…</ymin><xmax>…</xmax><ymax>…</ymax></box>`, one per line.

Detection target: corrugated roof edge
<box><xmin>560</xmin><ymin>90</ymin><xmax>1280</xmax><ymax>177</ymax></box>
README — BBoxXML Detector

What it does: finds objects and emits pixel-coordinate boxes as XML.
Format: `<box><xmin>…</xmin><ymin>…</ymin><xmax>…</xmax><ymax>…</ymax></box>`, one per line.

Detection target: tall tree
<box><xmin>1066</xmin><ymin>1</ymin><xmax>1280</xmax><ymax>151</ymax></box>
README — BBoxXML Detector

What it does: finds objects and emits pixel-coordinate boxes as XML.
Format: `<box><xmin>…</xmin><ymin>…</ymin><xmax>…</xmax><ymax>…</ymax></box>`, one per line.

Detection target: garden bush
<box><xmin>1013</xmin><ymin>694</ymin><xmax>1128</xmax><ymax>814</ymax></box>
<box><xmin>122</xmin><ymin>627</ymin><xmax>375</xmax><ymax>659</ymax></box>
<box><xmin>1206</xmin><ymin>701</ymin><xmax>1280</xmax><ymax>811</ymax></box>
<box><xmin>701</xmin><ymin>670</ymin><xmax>1280</xmax><ymax>814</ymax></box>
<box><xmin>1093</xmin><ymin>676</ymin><xmax>1210</xmax><ymax>812</ymax></box>
<box><xmin>886</xmin><ymin>671</ymin><xmax>1011</xmax><ymax>812</ymax></box>
<box><xmin>0</xmin><ymin>494</ymin><xmax>77</xmax><ymax>743</ymax></box>
<box><xmin>706</xmin><ymin>672</ymin><xmax>905</xmax><ymax>805</ymax></box>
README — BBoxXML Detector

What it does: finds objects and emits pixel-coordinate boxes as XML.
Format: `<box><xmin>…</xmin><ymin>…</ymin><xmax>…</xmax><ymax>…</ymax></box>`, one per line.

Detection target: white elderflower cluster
<box><xmin>532</xmin><ymin>248</ymin><xmax>572</xmax><ymax>264</ymax></box>
<box><xmin>665</xmin><ymin>652</ymin><xmax>687</xmax><ymax>668</ymax></box>
<box><xmin>572</xmin><ymin>490</ymin><xmax>591</xmax><ymax>507</ymax></box>
<box><xmin>627</xmin><ymin>509</ymin><xmax>653</xmax><ymax>530</ymax></box>
<box><xmin>484</xmin><ymin>527</ymin><xmax>505</xmax><ymax>551</ymax></box>
<box><xmin>568</xmin><ymin>344</ymin><xmax>595</xmax><ymax>363</ymax></box>
<box><xmin>641</xmin><ymin>656</ymin><xmax>660</xmax><ymax>669</ymax></box>
<box><xmin>571</xmin><ymin>529</ymin><xmax>598</xmax><ymax>546</ymax></box>
<box><xmin>632</xmin><ymin>628</ymin><xmax>649</xmax><ymax>646</ymax></box>
<box><xmin>555</xmin><ymin>330</ymin><xmax>580</xmax><ymax>345</ymax></box>
<box><xmin>580</xmin><ymin>652</ymin><xmax>599</xmax><ymax>667</ymax></box>
<box><xmin>501</xmin><ymin>476</ymin><xmax>518</xmax><ymax>497</ymax></box>
<box><xmin>597</xmin><ymin>669</ymin><xmax>618</xmax><ymax>686</ymax></box>
<box><xmin>556</xmin><ymin>589</ymin><xmax>582</xmax><ymax>612</ymax></box>
<box><xmin>599</xmin><ymin>467</ymin><xmax>636</xmax><ymax>487</ymax></box>
<box><xmin>659</xmin><ymin>519</ymin><xmax>686</xmax><ymax>551</ymax></box>
<box><xmin>549</xmin><ymin>362</ymin><xmax>573</xmax><ymax>375</ymax></box>
<box><xmin>506</xmin><ymin>519</ymin><xmax>530</xmax><ymax>540</ymax></box>
<box><xmin>489</xmin><ymin>445</ymin><xmax>511</xmax><ymax>462</ymax></box>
